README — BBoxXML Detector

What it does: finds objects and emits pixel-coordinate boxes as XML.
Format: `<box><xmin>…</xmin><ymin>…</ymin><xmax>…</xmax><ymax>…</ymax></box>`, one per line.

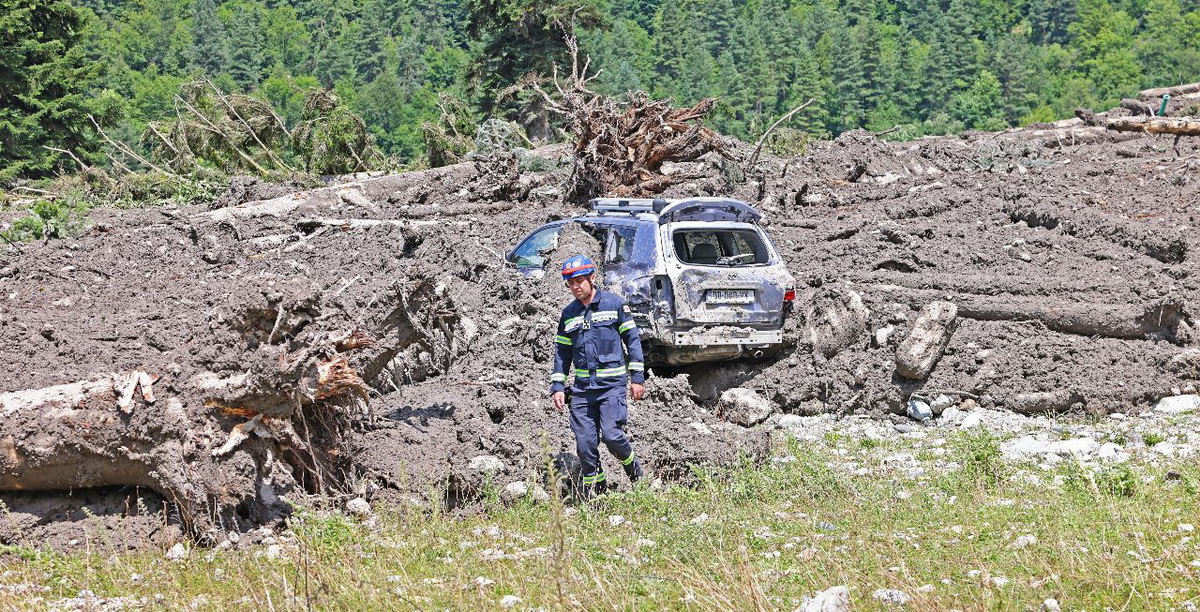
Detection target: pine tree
<box><xmin>226</xmin><ymin>1</ymin><xmax>266</xmax><ymax>90</ymax></box>
<box><xmin>188</xmin><ymin>0</ymin><xmax>230</xmax><ymax>78</ymax></box>
<box><xmin>0</xmin><ymin>0</ymin><xmax>99</xmax><ymax>182</ymax></box>
<box><xmin>827</xmin><ymin>22</ymin><xmax>866</xmax><ymax>132</ymax></box>
<box><xmin>466</xmin><ymin>0</ymin><xmax>605</xmax><ymax>130</ymax></box>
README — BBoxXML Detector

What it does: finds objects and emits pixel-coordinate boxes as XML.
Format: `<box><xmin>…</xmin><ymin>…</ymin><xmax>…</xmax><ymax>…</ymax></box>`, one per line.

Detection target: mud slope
<box><xmin>1</xmin><ymin>129</ymin><xmax>1197</xmax><ymax>549</ymax></box>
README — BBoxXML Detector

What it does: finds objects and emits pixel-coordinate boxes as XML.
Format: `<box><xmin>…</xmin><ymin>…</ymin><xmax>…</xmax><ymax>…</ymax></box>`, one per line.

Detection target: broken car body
<box><xmin>506</xmin><ymin>197</ymin><xmax>796</xmax><ymax>365</ymax></box>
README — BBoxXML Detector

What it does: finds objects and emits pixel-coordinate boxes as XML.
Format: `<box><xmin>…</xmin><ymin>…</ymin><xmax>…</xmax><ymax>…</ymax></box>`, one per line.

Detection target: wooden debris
<box><xmin>526</xmin><ymin>36</ymin><xmax>730</xmax><ymax>200</ymax></box>
<box><xmin>1102</xmin><ymin>116</ymin><xmax>1200</xmax><ymax>136</ymax></box>
<box><xmin>1137</xmin><ymin>82</ymin><xmax>1200</xmax><ymax>102</ymax></box>
<box><xmin>316</xmin><ymin>356</ymin><xmax>369</xmax><ymax>401</ymax></box>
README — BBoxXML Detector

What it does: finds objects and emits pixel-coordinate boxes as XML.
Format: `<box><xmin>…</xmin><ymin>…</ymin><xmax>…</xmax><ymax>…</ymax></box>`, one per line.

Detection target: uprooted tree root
<box><xmin>0</xmin><ymin>265</ymin><xmax>467</xmax><ymax>541</ymax></box>
<box><xmin>525</xmin><ymin>36</ymin><xmax>732</xmax><ymax>202</ymax></box>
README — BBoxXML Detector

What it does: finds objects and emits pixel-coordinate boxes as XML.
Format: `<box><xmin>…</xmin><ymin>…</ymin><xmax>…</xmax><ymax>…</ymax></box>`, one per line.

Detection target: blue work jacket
<box><xmin>550</xmin><ymin>289</ymin><xmax>645</xmax><ymax>393</ymax></box>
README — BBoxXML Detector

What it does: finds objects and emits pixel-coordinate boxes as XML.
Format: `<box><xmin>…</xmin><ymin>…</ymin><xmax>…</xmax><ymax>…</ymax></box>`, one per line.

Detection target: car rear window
<box><xmin>672</xmin><ymin>229</ymin><xmax>768</xmax><ymax>266</ymax></box>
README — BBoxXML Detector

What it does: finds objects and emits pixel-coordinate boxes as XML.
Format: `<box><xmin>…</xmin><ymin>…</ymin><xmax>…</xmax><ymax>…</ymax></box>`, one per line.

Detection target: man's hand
<box><xmin>630</xmin><ymin>382</ymin><xmax>645</xmax><ymax>401</ymax></box>
<box><xmin>552</xmin><ymin>391</ymin><xmax>566</xmax><ymax>412</ymax></box>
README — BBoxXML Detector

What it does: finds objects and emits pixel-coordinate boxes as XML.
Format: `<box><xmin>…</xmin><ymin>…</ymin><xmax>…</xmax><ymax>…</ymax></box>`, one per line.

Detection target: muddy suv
<box><xmin>505</xmin><ymin>197</ymin><xmax>796</xmax><ymax>365</ymax></box>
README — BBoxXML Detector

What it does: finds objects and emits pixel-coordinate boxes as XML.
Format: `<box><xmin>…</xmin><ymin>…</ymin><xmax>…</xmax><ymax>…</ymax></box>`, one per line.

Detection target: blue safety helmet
<box><xmin>561</xmin><ymin>255</ymin><xmax>597</xmax><ymax>279</ymax></box>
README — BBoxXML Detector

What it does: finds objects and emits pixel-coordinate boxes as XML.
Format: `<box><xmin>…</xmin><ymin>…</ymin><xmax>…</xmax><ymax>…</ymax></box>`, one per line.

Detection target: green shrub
<box><xmin>1</xmin><ymin>192</ymin><xmax>91</xmax><ymax>242</ymax></box>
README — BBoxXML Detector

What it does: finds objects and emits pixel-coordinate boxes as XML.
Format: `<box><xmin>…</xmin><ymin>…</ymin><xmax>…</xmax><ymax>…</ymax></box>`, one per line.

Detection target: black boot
<box><xmin>622</xmin><ymin>454</ymin><xmax>645</xmax><ymax>483</ymax></box>
<box><xmin>582</xmin><ymin>470</ymin><xmax>610</xmax><ymax>500</ymax></box>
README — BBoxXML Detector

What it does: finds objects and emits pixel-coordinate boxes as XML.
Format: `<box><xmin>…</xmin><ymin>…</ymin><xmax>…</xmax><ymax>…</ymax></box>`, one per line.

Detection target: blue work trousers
<box><xmin>568</xmin><ymin>386</ymin><xmax>633</xmax><ymax>479</ymax></box>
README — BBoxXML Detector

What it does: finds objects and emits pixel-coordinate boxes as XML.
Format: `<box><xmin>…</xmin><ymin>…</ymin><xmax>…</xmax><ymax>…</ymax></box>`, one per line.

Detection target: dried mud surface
<box><xmin>1</xmin><ymin>127</ymin><xmax>1197</xmax><ymax>550</ymax></box>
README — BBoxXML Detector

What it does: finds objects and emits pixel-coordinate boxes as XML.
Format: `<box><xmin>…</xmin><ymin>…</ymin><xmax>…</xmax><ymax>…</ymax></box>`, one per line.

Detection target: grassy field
<box><xmin>2</xmin><ymin>429</ymin><xmax>1199</xmax><ymax>610</ymax></box>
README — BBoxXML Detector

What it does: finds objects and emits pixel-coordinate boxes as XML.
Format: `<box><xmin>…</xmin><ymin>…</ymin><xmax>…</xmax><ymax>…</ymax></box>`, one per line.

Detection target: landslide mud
<box><xmin>1</xmin><ymin>126</ymin><xmax>1197</xmax><ymax>550</ymax></box>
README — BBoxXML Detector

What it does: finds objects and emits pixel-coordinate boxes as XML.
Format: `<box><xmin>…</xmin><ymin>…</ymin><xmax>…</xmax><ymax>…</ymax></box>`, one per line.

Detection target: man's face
<box><xmin>565</xmin><ymin>274</ymin><xmax>594</xmax><ymax>301</ymax></box>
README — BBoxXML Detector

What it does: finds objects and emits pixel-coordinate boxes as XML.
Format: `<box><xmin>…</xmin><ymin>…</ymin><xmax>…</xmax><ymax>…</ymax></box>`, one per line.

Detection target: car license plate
<box><xmin>707</xmin><ymin>289</ymin><xmax>754</xmax><ymax>304</ymax></box>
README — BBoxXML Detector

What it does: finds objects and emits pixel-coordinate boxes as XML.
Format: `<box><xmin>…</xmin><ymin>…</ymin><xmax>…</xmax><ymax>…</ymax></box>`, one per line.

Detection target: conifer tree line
<box><xmin>3</xmin><ymin>0</ymin><xmax>1200</xmax><ymax>183</ymax></box>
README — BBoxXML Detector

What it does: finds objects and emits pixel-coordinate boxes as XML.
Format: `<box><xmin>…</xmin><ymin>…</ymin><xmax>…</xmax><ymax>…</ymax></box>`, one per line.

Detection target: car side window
<box><xmin>509</xmin><ymin>226</ymin><xmax>561</xmax><ymax>268</ymax></box>
<box><xmin>607</xmin><ymin>226</ymin><xmax>638</xmax><ymax>264</ymax></box>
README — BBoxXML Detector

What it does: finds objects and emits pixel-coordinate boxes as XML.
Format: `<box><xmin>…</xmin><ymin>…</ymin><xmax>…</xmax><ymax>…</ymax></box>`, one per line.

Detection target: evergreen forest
<box><xmin>4</xmin><ymin>0</ymin><xmax>1200</xmax><ymax>185</ymax></box>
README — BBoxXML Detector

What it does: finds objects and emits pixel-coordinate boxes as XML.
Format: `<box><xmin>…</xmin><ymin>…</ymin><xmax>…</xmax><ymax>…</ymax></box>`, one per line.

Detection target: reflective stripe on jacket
<box><xmin>550</xmin><ymin>289</ymin><xmax>645</xmax><ymax>393</ymax></box>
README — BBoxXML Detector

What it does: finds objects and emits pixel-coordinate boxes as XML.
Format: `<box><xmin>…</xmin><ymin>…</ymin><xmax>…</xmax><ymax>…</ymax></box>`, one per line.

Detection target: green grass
<box><xmin>2</xmin><ymin>437</ymin><xmax>1198</xmax><ymax>610</ymax></box>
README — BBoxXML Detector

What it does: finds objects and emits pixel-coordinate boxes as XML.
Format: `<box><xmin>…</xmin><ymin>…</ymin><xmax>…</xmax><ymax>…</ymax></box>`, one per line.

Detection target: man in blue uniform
<box><xmin>550</xmin><ymin>254</ymin><xmax>646</xmax><ymax>499</ymax></box>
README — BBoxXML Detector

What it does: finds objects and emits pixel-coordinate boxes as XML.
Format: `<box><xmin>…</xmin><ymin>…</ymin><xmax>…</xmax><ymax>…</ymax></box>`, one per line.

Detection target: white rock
<box><xmin>608</xmin><ymin>515</ymin><xmax>626</xmax><ymax>527</ymax></box>
<box><xmin>719</xmin><ymin>388</ymin><xmax>776</xmax><ymax>427</ymax></box>
<box><xmin>689</xmin><ymin>422</ymin><xmax>713</xmax><ymax>435</ymax></box>
<box><xmin>636</xmin><ymin>538</ymin><xmax>656</xmax><ymax>548</ymax></box>
<box><xmin>990</xmin><ymin>576</ymin><xmax>1010</xmax><ymax>588</ymax></box>
<box><xmin>1011</xmin><ymin>534</ymin><xmax>1038</xmax><ymax>549</ymax></box>
<box><xmin>872</xmin><ymin>588</ymin><xmax>912</xmax><ymax>606</ymax></box>
<box><xmin>874</xmin><ymin>324</ymin><xmax>895</xmax><ymax>347</ymax></box>
<box><xmin>930</xmin><ymin>394</ymin><xmax>954</xmax><ymax>415</ymax></box>
<box><xmin>1040</xmin><ymin>598</ymin><xmax>1062</xmax><ymax>612</ymax></box>
<box><xmin>501</xmin><ymin>482</ymin><xmax>529</xmax><ymax>503</ymax></box>
<box><xmin>798</xmin><ymin>585</ymin><xmax>850</xmax><ymax>612</ymax></box>
<box><xmin>499</xmin><ymin>595</ymin><xmax>522</xmax><ymax>608</ymax></box>
<box><xmin>1180</xmin><ymin>524</ymin><xmax>1195</xmax><ymax>533</ymax></box>
<box><xmin>778</xmin><ymin>414</ymin><xmax>812</xmax><ymax>430</ymax></box>
<box><xmin>1154</xmin><ymin>394</ymin><xmax>1200</xmax><ymax>415</ymax></box>
<box><xmin>468</xmin><ymin>455</ymin><xmax>504</xmax><ymax>475</ymax></box>
<box><xmin>959</xmin><ymin>412</ymin><xmax>983</xmax><ymax>428</ymax></box>
<box><xmin>165</xmin><ymin>543</ymin><xmax>188</xmax><ymax>561</ymax></box>
<box><xmin>345</xmin><ymin>497</ymin><xmax>372</xmax><ymax>518</ymax></box>
<box><xmin>1097</xmin><ymin>442</ymin><xmax>1125</xmax><ymax>463</ymax></box>
<box><xmin>474</xmin><ymin>576</ymin><xmax>495</xmax><ymax>587</ymax></box>
<box><xmin>690</xmin><ymin>513</ymin><xmax>710</xmax><ymax>524</ymax></box>
<box><xmin>907</xmin><ymin>399</ymin><xmax>933</xmax><ymax>422</ymax></box>
<box><xmin>939</xmin><ymin>406</ymin><xmax>964</xmax><ymax>424</ymax></box>
<box><xmin>1109</xmin><ymin>412</ymin><xmax>1127</xmax><ymax>421</ymax></box>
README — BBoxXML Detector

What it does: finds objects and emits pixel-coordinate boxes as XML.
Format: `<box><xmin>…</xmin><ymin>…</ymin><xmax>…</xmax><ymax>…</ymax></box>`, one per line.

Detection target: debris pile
<box><xmin>1</xmin><ymin>92</ymin><xmax>1197</xmax><ymax>549</ymax></box>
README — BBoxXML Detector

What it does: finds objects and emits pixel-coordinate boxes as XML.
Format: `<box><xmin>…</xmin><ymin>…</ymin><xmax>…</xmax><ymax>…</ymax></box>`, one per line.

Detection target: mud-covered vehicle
<box><xmin>505</xmin><ymin>197</ymin><xmax>796</xmax><ymax>365</ymax></box>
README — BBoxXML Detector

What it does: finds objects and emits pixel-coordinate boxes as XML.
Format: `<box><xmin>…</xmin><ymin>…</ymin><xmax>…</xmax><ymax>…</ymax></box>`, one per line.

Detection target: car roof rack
<box><xmin>588</xmin><ymin>197</ymin><xmax>669</xmax><ymax>215</ymax></box>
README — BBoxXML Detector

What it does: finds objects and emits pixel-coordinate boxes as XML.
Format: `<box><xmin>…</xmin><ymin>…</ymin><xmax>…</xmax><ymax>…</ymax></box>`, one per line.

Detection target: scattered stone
<box><xmin>1040</xmin><ymin>598</ymin><xmax>1062</xmax><ymax>612</ymax></box>
<box><xmin>608</xmin><ymin>515</ymin><xmax>626</xmax><ymax>527</ymax></box>
<box><xmin>816</xmin><ymin>521</ymin><xmax>838</xmax><ymax>532</ymax></box>
<box><xmin>719</xmin><ymin>388</ymin><xmax>776</xmax><ymax>427</ymax></box>
<box><xmin>940</xmin><ymin>406</ymin><xmax>965</xmax><ymax>425</ymax></box>
<box><xmin>469</xmin><ymin>455</ymin><xmax>504</xmax><ymax>475</ymax></box>
<box><xmin>930</xmin><ymin>394</ymin><xmax>954</xmax><ymax>415</ymax></box>
<box><xmin>1097</xmin><ymin>442</ymin><xmax>1127</xmax><ymax>463</ymax></box>
<box><xmin>1109</xmin><ymin>412</ymin><xmax>1127</xmax><ymax>421</ymax></box>
<box><xmin>959</xmin><ymin>412</ymin><xmax>983</xmax><ymax>428</ymax></box>
<box><xmin>501</xmin><ymin>482</ymin><xmax>529</xmax><ymax>504</ymax></box>
<box><xmin>797</xmin><ymin>585</ymin><xmax>850</xmax><ymax>612</ymax></box>
<box><xmin>1154</xmin><ymin>395</ymin><xmax>1200</xmax><ymax>415</ymax></box>
<box><xmin>874</xmin><ymin>325</ymin><xmax>895</xmax><ymax>348</ymax></box>
<box><xmin>1011</xmin><ymin>534</ymin><xmax>1038</xmax><ymax>549</ymax></box>
<box><xmin>499</xmin><ymin>595</ymin><xmax>522</xmax><ymax>608</ymax></box>
<box><xmin>1180</xmin><ymin>524</ymin><xmax>1195</xmax><ymax>533</ymax></box>
<box><xmin>895</xmin><ymin>301</ymin><xmax>958</xmax><ymax>380</ymax></box>
<box><xmin>907</xmin><ymin>398</ymin><xmax>933</xmax><ymax>422</ymax></box>
<box><xmin>165</xmin><ymin>542</ymin><xmax>188</xmax><ymax>561</ymax></box>
<box><xmin>989</xmin><ymin>576</ymin><xmax>1010</xmax><ymax>588</ymax></box>
<box><xmin>345</xmin><ymin>497</ymin><xmax>372</xmax><ymax>518</ymax></box>
<box><xmin>691</xmin><ymin>513</ymin><xmax>710</xmax><ymax>524</ymax></box>
<box><xmin>872</xmin><ymin>588</ymin><xmax>912</xmax><ymax>606</ymax></box>
<box><xmin>960</xmin><ymin>398</ymin><xmax>978</xmax><ymax>411</ymax></box>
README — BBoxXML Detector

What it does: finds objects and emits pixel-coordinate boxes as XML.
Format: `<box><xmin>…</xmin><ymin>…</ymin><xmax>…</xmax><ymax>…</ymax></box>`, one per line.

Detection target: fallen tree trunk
<box><xmin>995</xmin><ymin>126</ymin><xmax>1144</xmax><ymax>148</ymax></box>
<box><xmin>1138</xmin><ymin>83</ymin><xmax>1200</xmax><ymax>101</ymax></box>
<box><xmin>1104</xmin><ymin>116</ymin><xmax>1200</xmax><ymax>135</ymax></box>
<box><xmin>869</xmin><ymin>284</ymin><xmax>1192</xmax><ymax>343</ymax></box>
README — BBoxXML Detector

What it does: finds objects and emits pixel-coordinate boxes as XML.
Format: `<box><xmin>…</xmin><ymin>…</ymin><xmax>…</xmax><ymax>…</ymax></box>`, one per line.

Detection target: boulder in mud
<box><xmin>895</xmin><ymin>301</ymin><xmax>958</xmax><ymax>380</ymax></box>
<box><xmin>1154</xmin><ymin>395</ymin><xmax>1200</xmax><ymax>415</ymax></box>
<box><xmin>1168</xmin><ymin>349</ymin><xmax>1200</xmax><ymax>379</ymax></box>
<box><xmin>718</xmin><ymin>388</ymin><xmax>775</xmax><ymax>427</ymax></box>
<box><xmin>804</xmin><ymin>286</ymin><xmax>870</xmax><ymax>359</ymax></box>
